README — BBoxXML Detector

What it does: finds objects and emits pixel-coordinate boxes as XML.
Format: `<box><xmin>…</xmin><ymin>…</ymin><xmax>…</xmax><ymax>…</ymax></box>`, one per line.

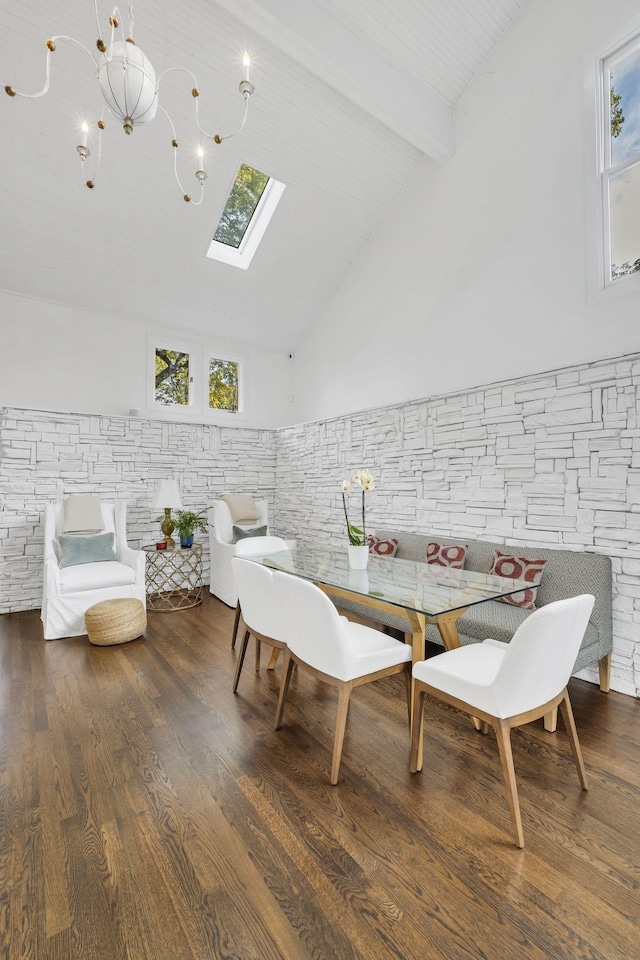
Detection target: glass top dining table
<box><xmin>249</xmin><ymin>545</ymin><xmax>532</xmax><ymax>664</ymax></box>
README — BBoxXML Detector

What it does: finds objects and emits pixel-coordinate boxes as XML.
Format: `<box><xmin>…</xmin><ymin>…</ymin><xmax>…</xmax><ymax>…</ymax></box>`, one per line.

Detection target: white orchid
<box><xmin>340</xmin><ymin>469</ymin><xmax>375</xmax><ymax>546</ymax></box>
<box><xmin>354</xmin><ymin>470</ymin><xmax>374</xmax><ymax>492</ymax></box>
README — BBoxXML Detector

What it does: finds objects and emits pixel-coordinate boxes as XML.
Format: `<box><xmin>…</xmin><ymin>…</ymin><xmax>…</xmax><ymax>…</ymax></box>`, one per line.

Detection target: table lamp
<box><xmin>150</xmin><ymin>479</ymin><xmax>183</xmax><ymax>549</ymax></box>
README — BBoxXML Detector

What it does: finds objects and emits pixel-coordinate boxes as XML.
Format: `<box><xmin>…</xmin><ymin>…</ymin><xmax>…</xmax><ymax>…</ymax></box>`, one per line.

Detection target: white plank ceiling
<box><xmin>0</xmin><ymin>0</ymin><xmax>527</xmax><ymax>354</ymax></box>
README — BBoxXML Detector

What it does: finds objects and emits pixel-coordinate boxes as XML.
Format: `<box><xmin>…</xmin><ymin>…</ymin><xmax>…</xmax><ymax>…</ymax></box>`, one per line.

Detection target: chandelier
<box><xmin>3</xmin><ymin>1</ymin><xmax>254</xmax><ymax>204</ymax></box>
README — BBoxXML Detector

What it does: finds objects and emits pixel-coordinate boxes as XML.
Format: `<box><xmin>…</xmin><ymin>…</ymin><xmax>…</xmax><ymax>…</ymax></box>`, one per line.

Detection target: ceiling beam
<box><xmin>212</xmin><ymin>0</ymin><xmax>454</xmax><ymax>161</ymax></box>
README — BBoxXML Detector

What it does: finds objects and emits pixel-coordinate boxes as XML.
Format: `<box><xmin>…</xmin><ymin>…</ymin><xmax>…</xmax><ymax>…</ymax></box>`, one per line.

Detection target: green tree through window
<box><xmin>156</xmin><ymin>349</ymin><xmax>189</xmax><ymax>405</ymax></box>
<box><xmin>611</xmin><ymin>85</ymin><xmax>625</xmax><ymax>138</ymax></box>
<box><xmin>209</xmin><ymin>357</ymin><xmax>239</xmax><ymax>412</ymax></box>
<box><xmin>213</xmin><ymin>164</ymin><xmax>270</xmax><ymax>249</ymax></box>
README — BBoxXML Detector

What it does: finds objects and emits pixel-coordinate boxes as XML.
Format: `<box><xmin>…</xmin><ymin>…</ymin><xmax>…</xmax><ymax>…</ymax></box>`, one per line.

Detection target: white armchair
<box><xmin>208</xmin><ymin>498</ymin><xmax>269</xmax><ymax>606</ymax></box>
<box><xmin>41</xmin><ymin>501</ymin><xmax>146</xmax><ymax>640</ymax></box>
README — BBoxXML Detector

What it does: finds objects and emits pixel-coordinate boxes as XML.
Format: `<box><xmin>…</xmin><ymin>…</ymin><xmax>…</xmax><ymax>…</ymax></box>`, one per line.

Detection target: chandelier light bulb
<box><xmin>242</xmin><ymin>52</ymin><xmax>251</xmax><ymax>83</ymax></box>
<box><xmin>81</xmin><ymin>120</ymin><xmax>89</xmax><ymax>134</ymax></box>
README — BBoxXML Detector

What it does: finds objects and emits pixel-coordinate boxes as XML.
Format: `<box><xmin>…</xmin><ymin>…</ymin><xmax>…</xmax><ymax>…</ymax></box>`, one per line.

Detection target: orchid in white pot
<box><xmin>340</xmin><ymin>470</ymin><xmax>375</xmax><ymax>547</ymax></box>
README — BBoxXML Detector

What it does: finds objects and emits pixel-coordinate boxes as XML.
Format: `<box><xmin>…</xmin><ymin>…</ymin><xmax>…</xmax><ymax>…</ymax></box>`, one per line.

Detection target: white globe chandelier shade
<box><xmin>98</xmin><ymin>41</ymin><xmax>158</xmax><ymax>134</ymax></box>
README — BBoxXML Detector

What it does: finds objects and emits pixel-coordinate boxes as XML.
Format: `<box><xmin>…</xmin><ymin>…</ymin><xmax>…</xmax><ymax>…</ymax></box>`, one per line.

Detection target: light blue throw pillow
<box><xmin>58</xmin><ymin>532</ymin><xmax>118</xmax><ymax>568</ymax></box>
<box><xmin>231</xmin><ymin>524</ymin><xmax>267</xmax><ymax>544</ymax></box>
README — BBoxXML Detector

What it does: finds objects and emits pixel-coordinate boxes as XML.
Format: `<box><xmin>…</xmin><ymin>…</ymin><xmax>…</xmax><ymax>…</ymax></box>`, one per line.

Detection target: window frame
<box><xmin>152</xmin><ymin>339</ymin><xmax>196</xmax><ymax>412</ymax></box>
<box><xmin>204</xmin><ymin>350</ymin><xmax>244</xmax><ymax>416</ymax></box>
<box><xmin>205</xmin><ymin>164</ymin><xmax>286</xmax><ymax>270</ymax></box>
<box><xmin>586</xmin><ymin>16</ymin><xmax>640</xmax><ymax>302</ymax></box>
<box><xmin>146</xmin><ymin>335</ymin><xmax>246</xmax><ymax>422</ymax></box>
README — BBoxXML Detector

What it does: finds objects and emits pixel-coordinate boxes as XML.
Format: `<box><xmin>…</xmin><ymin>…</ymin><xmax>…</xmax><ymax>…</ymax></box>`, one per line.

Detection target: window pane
<box><xmin>212</xmin><ymin>164</ymin><xmax>270</xmax><ymax>249</ymax></box>
<box><xmin>209</xmin><ymin>357</ymin><xmax>238</xmax><ymax>412</ymax></box>
<box><xmin>610</xmin><ymin>47</ymin><xmax>640</xmax><ymax>165</ymax></box>
<box><xmin>610</xmin><ymin>162</ymin><xmax>640</xmax><ymax>280</ymax></box>
<box><xmin>155</xmin><ymin>348</ymin><xmax>190</xmax><ymax>405</ymax></box>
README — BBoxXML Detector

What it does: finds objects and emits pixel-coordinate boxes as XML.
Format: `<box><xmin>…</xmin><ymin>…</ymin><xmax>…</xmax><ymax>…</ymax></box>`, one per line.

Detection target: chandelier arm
<box><xmin>93</xmin><ymin>0</ymin><xmax>102</xmax><ymax>40</ymax></box>
<box><xmin>156</xmin><ymin>66</ymin><xmax>200</xmax><ymax>90</ymax></box>
<box><xmin>155</xmin><ymin>65</ymin><xmax>252</xmax><ymax>143</ymax></box>
<box><xmin>83</xmin><ymin>107</ymin><xmax>107</xmax><ymax>187</ymax></box>
<box><xmin>158</xmin><ymin>104</ymin><xmax>189</xmax><ymax>198</ymax></box>
<box><xmin>198</xmin><ymin>93</ymin><xmax>250</xmax><ymax>143</ymax></box>
<box><xmin>3</xmin><ymin>36</ymin><xmax>98</xmax><ymax>99</ymax></box>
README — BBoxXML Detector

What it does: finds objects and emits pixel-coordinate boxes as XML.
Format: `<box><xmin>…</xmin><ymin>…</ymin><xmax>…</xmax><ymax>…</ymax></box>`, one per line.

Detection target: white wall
<box><xmin>0</xmin><ymin>289</ymin><xmax>293</xmax><ymax>429</ymax></box>
<box><xmin>291</xmin><ymin>0</ymin><xmax>640</xmax><ymax>423</ymax></box>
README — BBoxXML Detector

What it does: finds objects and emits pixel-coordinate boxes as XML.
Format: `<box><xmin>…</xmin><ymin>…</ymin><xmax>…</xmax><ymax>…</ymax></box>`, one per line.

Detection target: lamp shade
<box><xmin>150</xmin><ymin>479</ymin><xmax>183</xmax><ymax>510</ymax></box>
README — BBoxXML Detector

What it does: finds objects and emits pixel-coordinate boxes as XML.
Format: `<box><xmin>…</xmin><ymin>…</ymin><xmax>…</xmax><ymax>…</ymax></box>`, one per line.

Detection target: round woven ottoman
<box><xmin>85</xmin><ymin>598</ymin><xmax>146</xmax><ymax>646</ymax></box>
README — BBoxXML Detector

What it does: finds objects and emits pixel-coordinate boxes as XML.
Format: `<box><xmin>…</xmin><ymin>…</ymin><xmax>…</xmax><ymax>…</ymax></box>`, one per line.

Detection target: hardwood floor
<box><xmin>1</xmin><ymin>593</ymin><xmax>639</xmax><ymax>960</ymax></box>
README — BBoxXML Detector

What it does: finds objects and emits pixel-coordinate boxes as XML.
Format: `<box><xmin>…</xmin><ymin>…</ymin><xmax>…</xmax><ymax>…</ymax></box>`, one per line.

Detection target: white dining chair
<box><xmin>231</xmin><ymin>536</ymin><xmax>291</xmax><ymax>656</ymax></box>
<box><xmin>230</xmin><ymin>556</ymin><xmax>288</xmax><ymax>693</ymax></box>
<box><xmin>409</xmin><ymin>594</ymin><xmax>595</xmax><ymax>848</ymax></box>
<box><xmin>273</xmin><ymin>570</ymin><xmax>413</xmax><ymax>785</ymax></box>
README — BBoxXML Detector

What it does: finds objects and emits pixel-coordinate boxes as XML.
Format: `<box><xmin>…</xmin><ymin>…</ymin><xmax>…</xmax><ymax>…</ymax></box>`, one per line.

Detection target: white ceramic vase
<box><xmin>348</xmin><ymin>545</ymin><xmax>369</xmax><ymax>570</ymax></box>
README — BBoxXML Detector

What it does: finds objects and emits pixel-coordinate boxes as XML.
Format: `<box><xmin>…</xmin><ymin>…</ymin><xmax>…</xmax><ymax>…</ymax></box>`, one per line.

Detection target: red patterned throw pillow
<box><xmin>367</xmin><ymin>535</ymin><xmax>399</xmax><ymax>557</ymax></box>
<box><xmin>490</xmin><ymin>549</ymin><xmax>547</xmax><ymax>610</ymax></box>
<box><xmin>426</xmin><ymin>541</ymin><xmax>468</xmax><ymax>569</ymax></box>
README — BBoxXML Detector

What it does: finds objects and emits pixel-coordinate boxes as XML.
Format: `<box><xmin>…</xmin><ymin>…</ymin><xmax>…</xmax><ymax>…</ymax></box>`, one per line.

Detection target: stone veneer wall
<box><xmin>4</xmin><ymin>351</ymin><xmax>640</xmax><ymax>698</ymax></box>
<box><xmin>275</xmin><ymin>353</ymin><xmax>640</xmax><ymax>698</ymax></box>
<box><xmin>0</xmin><ymin>408</ymin><xmax>277</xmax><ymax>613</ymax></box>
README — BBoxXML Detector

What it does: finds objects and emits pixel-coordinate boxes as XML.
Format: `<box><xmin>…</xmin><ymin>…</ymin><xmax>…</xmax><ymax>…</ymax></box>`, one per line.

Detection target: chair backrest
<box><xmin>231</xmin><ymin>557</ymin><xmax>282</xmax><ymax>641</ymax></box>
<box><xmin>272</xmin><ymin>571</ymin><xmax>355</xmax><ymax>680</ymax></box>
<box><xmin>44</xmin><ymin>501</ymin><xmax>125</xmax><ymax>561</ymax></box>
<box><xmin>209</xmin><ymin>499</ymin><xmax>269</xmax><ymax>544</ymax></box>
<box><xmin>493</xmin><ymin>595</ymin><xmax>595</xmax><ymax>717</ymax></box>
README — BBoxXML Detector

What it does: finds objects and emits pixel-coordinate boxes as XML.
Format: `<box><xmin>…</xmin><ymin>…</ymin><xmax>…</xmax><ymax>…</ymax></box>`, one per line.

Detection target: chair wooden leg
<box><xmin>274</xmin><ymin>652</ymin><xmax>295</xmax><ymax>730</ymax></box>
<box><xmin>331</xmin><ymin>683</ymin><xmax>353</xmax><ymax>785</ymax></box>
<box><xmin>409</xmin><ymin>683</ymin><xmax>426</xmax><ymax>773</ymax></box>
<box><xmin>255</xmin><ymin>637</ymin><xmax>261</xmax><ymax>673</ymax></box>
<box><xmin>494</xmin><ymin>719</ymin><xmax>524</xmax><ymax>848</ymax></box>
<box><xmin>231</xmin><ymin>602</ymin><xmax>242</xmax><ymax>648</ymax></box>
<box><xmin>267</xmin><ymin>648</ymin><xmax>280</xmax><ymax>670</ymax></box>
<box><xmin>233</xmin><ymin>629</ymin><xmax>251</xmax><ymax>693</ymax></box>
<box><xmin>544</xmin><ymin>707</ymin><xmax>558</xmax><ymax>733</ymax></box>
<box><xmin>558</xmin><ymin>690</ymin><xmax>588</xmax><ymax>791</ymax></box>
<box><xmin>598</xmin><ymin>653</ymin><xmax>611</xmax><ymax>693</ymax></box>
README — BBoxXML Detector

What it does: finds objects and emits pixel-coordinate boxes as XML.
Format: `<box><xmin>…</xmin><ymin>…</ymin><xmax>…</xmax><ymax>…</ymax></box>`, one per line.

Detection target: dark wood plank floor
<box><xmin>1</xmin><ymin>593</ymin><xmax>639</xmax><ymax>960</ymax></box>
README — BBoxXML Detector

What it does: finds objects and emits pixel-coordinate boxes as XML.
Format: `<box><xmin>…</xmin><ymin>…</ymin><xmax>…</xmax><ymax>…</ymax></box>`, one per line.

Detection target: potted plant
<box><xmin>340</xmin><ymin>469</ymin><xmax>375</xmax><ymax>569</ymax></box>
<box><xmin>174</xmin><ymin>509</ymin><xmax>209</xmax><ymax>548</ymax></box>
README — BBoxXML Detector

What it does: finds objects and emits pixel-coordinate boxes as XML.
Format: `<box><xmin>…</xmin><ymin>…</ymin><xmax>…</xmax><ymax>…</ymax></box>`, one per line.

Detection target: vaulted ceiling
<box><xmin>0</xmin><ymin>0</ymin><xmax>526</xmax><ymax>354</ymax></box>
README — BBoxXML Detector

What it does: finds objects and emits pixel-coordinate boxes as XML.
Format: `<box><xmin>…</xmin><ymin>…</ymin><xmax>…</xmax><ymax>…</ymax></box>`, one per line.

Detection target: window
<box><xmin>155</xmin><ymin>348</ymin><xmax>191</xmax><ymax>406</ymax></box>
<box><xmin>149</xmin><ymin>338</ymin><xmax>244</xmax><ymax>419</ymax></box>
<box><xmin>209</xmin><ymin>356</ymin><xmax>239</xmax><ymax>412</ymax></box>
<box><xmin>213</xmin><ymin>164</ymin><xmax>270</xmax><ymax>248</ymax></box>
<box><xmin>206</xmin><ymin>162</ymin><xmax>285</xmax><ymax>269</ymax></box>
<box><xmin>602</xmin><ymin>35</ymin><xmax>640</xmax><ymax>285</ymax></box>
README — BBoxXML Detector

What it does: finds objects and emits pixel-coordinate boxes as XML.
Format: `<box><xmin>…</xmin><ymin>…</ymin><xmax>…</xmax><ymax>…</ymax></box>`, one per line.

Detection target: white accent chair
<box><xmin>41</xmin><ymin>501</ymin><xmax>146</xmax><ymax>640</ymax></box>
<box><xmin>231</xmin><ymin>557</ymin><xmax>288</xmax><ymax>692</ymax></box>
<box><xmin>208</xmin><ymin>499</ymin><xmax>269</xmax><ymax>607</ymax></box>
<box><xmin>273</xmin><ymin>571</ymin><xmax>413</xmax><ymax>785</ymax></box>
<box><xmin>409</xmin><ymin>595</ymin><xmax>595</xmax><ymax>848</ymax></box>
<box><xmin>231</xmin><ymin>536</ymin><xmax>292</xmax><ymax>648</ymax></box>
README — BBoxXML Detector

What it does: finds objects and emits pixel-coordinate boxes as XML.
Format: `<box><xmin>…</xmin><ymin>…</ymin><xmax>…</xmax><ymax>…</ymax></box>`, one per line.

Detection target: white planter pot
<box><xmin>348</xmin><ymin>545</ymin><xmax>369</xmax><ymax>570</ymax></box>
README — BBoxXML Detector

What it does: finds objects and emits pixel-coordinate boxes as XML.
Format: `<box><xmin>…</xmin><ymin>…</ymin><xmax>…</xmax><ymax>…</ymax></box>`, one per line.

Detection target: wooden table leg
<box><xmin>267</xmin><ymin>648</ymin><xmax>280</xmax><ymax>670</ymax></box>
<box><xmin>405</xmin><ymin>611</ymin><xmax>426</xmax><ymax>768</ymax></box>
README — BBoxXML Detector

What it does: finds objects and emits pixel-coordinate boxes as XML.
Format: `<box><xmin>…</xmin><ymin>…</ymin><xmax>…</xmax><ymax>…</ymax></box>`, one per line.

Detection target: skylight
<box><xmin>205</xmin><ymin>163</ymin><xmax>285</xmax><ymax>269</ymax></box>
